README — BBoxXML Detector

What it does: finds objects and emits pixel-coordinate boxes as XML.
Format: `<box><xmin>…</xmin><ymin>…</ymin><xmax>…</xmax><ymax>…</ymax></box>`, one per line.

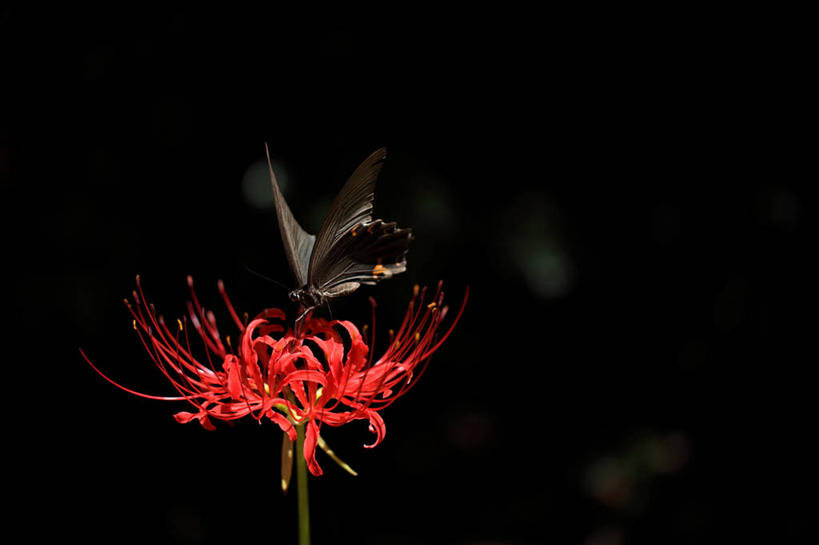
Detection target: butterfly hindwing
<box><xmin>313</xmin><ymin>219</ymin><xmax>413</xmax><ymax>294</ymax></box>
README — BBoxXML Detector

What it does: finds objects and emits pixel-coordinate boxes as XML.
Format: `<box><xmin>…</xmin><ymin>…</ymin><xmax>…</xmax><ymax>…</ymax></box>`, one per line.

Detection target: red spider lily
<box><xmin>81</xmin><ymin>276</ymin><xmax>467</xmax><ymax>477</ymax></box>
<box><xmin>275</xmin><ymin>282</ymin><xmax>466</xmax><ymax>475</ymax></box>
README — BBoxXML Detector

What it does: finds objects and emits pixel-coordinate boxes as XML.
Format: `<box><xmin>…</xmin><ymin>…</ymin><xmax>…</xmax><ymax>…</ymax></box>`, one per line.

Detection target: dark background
<box><xmin>3</xmin><ymin>6</ymin><xmax>810</xmax><ymax>544</ymax></box>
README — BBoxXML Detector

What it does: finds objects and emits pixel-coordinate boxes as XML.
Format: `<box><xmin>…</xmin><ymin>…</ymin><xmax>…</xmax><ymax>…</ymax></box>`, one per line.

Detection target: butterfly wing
<box><xmin>265</xmin><ymin>143</ymin><xmax>315</xmax><ymax>286</ymax></box>
<box><xmin>316</xmin><ymin>219</ymin><xmax>413</xmax><ymax>296</ymax></box>
<box><xmin>307</xmin><ymin>148</ymin><xmax>412</xmax><ymax>295</ymax></box>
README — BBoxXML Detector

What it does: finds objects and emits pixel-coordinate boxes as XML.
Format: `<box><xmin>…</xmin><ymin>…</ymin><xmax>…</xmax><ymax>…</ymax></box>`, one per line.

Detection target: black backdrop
<box><xmin>3</xmin><ymin>6</ymin><xmax>810</xmax><ymax>544</ymax></box>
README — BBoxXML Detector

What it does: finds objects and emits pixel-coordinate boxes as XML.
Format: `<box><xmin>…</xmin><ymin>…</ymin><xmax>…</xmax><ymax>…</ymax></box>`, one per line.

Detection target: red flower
<box><xmin>82</xmin><ymin>276</ymin><xmax>467</xmax><ymax>477</ymax></box>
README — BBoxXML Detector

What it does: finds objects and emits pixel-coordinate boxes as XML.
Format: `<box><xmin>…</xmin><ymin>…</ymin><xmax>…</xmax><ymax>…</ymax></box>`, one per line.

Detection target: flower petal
<box><xmin>363</xmin><ymin>410</ymin><xmax>386</xmax><ymax>449</ymax></box>
<box><xmin>223</xmin><ymin>355</ymin><xmax>244</xmax><ymax>399</ymax></box>
<box><xmin>266</xmin><ymin>410</ymin><xmax>298</xmax><ymax>442</ymax></box>
<box><xmin>335</xmin><ymin>320</ymin><xmax>369</xmax><ymax>370</ymax></box>
<box><xmin>174</xmin><ymin>410</ymin><xmax>215</xmax><ymax>431</ymax></box>
<box><xmin>304</xmin><ymin>421</ymin><xmax>323</xmax><ymax>476</ymax></box>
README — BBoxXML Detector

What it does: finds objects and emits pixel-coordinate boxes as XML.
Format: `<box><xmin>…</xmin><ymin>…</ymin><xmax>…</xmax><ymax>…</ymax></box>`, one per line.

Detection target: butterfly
<box><xmin>265</xmin><ymin>144</ymin><xmax>413</xmax><ymax>321</ymax></box>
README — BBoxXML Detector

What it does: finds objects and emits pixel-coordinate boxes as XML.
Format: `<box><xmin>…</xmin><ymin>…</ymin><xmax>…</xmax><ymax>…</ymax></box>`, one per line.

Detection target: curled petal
<box><xmin>334</xmin><ymin>320</ymin><xmax>369</xmax><ymax>369</ymax></box>
<box><xmin>174</xmin><ymin>410</ymin><xmax>215</xmax><ymax>431</ymax></box>
<box><xmin>223</xmin><ymin>355</ymin><xmax>244</xmax><ymax>399</ymax></box>
<box><xmin>267</xmin><ymin>410</ymin><xmax>298</xmax><ymax>442</ymax></box>
<box><xmin>363</xmin><ymin>410</ymin><xmax>386</xmax><ymax>449</ymax></box>
<box><xmin>308</xmin><ymin>335</ymin><xmax>345</xmax><ymax>371</ymax></box>
<box><xmin>241</xmin><ymin>318</ymin><xmax>268</xmax><ymax>360</ymax></box>
<box><xmin>282</xmin><ymin>369</ymin><xmax>328</xmax><ymax>387</ymax></box>
<box><xmin>304</xmin><ymin>421</ymin><xmax>323</xmax><ymax>476</ymax></box>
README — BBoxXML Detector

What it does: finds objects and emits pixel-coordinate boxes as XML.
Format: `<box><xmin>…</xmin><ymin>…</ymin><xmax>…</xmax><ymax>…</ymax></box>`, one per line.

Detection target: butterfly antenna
<box><xmin>243</xmin><ymin>264</ymin><xmax>290</xmax><ymax>292</ymax></box>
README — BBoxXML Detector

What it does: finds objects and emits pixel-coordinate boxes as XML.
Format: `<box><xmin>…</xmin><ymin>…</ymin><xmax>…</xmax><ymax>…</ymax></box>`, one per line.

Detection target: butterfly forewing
<box><xmin>307</xmin><ymin>148</ymin><xmax>387</xmax><ymax>286</ymax></box>
<box><xmin>265</xmin><ymin>144</ymin><xmax>315</xmax><ymax>286</ymax></box>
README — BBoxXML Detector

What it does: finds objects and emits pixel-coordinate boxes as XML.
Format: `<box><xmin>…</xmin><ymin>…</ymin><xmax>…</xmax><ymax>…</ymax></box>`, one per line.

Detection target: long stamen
<box><xmin>218</xmin><ymin>279</ymin><xmax>245</xmax><ymax>332</ymax></box>
<box><xmin>418</xmin><ymin>286</ymin><xmax>469</xmax><ymax>360</ymax></box>
<box><xmin>187</xmin><ymin>276</ymin><xmax>224</xmax><ymax>350</ymax></box>
<box><xmin>187</xmin><ymin>301</ymin><xmax>224</xmax><ymax>356</ymax></box>
<box><xmin>367</xmin><ymin>296</ymin><xmax>377</xmax><ymax>367</ymax></box>
<box><xmin>80</xmin><ymin>348</ymin><xmax>191</xmax><ymax>401</ymax></box>
<box><xmin>92</xmin><ymin>275</ymin><xmax>465</xmax><ymax>477</ymax></box>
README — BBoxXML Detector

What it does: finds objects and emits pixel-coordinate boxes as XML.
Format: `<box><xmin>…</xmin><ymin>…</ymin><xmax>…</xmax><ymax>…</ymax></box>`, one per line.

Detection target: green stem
<box><xmin>295</xmin><ymin>424</ymin><xmax>311</xmax><ymax>545</ymax></box>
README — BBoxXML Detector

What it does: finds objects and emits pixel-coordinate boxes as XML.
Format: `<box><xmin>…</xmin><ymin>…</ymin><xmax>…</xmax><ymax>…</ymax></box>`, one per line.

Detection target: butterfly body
<box><xmin>288</xmin><ymin>285</ymin><xmax>324</xmax><ymax>309</ymax></box>
<box><xmin>266</xmin><ymin>145</ymin><xmax>413</xmax><ymax>320</ymax></box>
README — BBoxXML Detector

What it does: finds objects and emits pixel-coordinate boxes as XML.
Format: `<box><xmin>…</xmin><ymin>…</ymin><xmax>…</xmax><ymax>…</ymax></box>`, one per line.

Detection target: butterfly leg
<box><xmin>324</xmin><ymin>299</ymin><xmax>333</xmax><ymax>321</ymax></box>
<box><xmin>294</xmin><ymin>305</ymin><xmax>314</xmax><ymax>334</ymax></box>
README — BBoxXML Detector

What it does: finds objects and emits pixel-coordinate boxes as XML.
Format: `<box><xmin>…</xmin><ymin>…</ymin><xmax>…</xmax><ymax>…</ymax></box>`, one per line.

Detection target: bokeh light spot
<box><xmin>446</xmin><ymin>410</ymin><xmax>495</xmax><ymax>452</ymax></box>
<box><xmin>584</xmin><ymin>456</ymin><xmax>632</xmax><ymax>508</ymax></box>
<box><xmin>409</xmin><ymin>176</ymin><xmax>457</xmax><ymax>237</ymax></box>
<box><xmin>499</xmin><ymin>193</ymin><xmax>574</xmax><ymax>299</ymax></box>
<box><xmin>584</xmin><ymin>526</ymin><xmax>624</xmax><ymax>545</ymax></box>
<box><xmin>524</xmin><ymin>245</ymin><xmax>573</xmax><ymax>299</ymax></box>
<box><xmin>242</xmin><ymin>158</ymin><xmax>289</xmax><ymax>210</ymax></box>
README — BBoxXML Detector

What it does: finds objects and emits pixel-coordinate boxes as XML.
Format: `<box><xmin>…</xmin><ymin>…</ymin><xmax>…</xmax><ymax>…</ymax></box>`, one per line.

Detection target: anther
<box><xmin>427</xmin><ymin>302</ymin><xmax>437</xmax><ymax>310</ymax></box>
<box><xmin>177</xmin><ymin>319</ymin><xmax>183</xmax><ymax>331</ymax></box>
<box><xmin>132</xmin><ymin>320</ymin><xmax>137</xmax><ymax>330</ymax></box>
<box><xmin>413</xmin><ymin>284</ymin><xmax>420</xmax><ymax>297</ymax></box>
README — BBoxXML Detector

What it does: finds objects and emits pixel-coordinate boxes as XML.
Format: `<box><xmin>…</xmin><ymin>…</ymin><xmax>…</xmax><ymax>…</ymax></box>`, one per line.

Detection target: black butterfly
<box><xmin>265</xmin><ymin>144</ymin><xmax>413</xmax><ymax>321</ymax></box>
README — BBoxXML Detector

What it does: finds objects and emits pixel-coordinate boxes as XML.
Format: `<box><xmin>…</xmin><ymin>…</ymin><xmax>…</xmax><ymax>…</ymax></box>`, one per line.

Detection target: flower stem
<box><xmin>295</xmin><ymin>424</ymin><xmax>311</xmax><ymax>545</ymax></box>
